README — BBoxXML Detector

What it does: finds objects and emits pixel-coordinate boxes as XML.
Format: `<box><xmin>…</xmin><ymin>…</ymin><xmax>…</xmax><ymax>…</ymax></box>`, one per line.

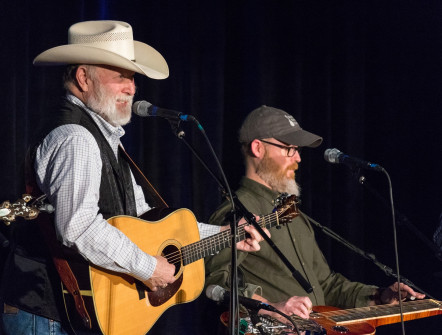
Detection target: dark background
<box><xmin>1</xmin><ymin>1</ymin><xmax>441</xmax><ymax>334</ymax></box>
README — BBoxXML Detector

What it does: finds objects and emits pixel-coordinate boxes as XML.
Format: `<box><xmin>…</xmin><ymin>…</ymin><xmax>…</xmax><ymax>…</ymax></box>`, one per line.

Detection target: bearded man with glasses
<box><xmin>204</xmin><ymin>105</ymin><xmax>423</xmax><ymax>327</ymax></box>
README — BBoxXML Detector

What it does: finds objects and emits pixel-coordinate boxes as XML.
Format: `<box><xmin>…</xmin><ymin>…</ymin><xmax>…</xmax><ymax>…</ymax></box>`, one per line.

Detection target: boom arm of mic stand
<box><xmin>303</xmin><ymin>213</ymin><xmax>435</xmax><ymax>299</ymax></box>
<box><xmin>357</xmin><ymin>174</ymin><xmax>442</xmax><ymax>262</ymax></box>
<box><xmin>232</xmin><ymin>196</ymin><xmax>313</xmax><ymax>294</ymax></box>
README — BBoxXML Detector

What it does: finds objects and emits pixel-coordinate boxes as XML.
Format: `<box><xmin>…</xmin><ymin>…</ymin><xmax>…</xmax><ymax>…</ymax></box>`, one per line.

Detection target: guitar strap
<box><xmin>118</xmin><ymin>145</ymin><xmax>168</xmax><ymax>209</ymax></box>
<box><xmin>24</xmin><ymin>148</ymin><xmax>92</xmax><ymax>329</ymax></box>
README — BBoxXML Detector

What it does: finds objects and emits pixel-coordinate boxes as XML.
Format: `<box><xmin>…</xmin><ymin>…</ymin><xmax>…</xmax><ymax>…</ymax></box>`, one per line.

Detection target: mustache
<box><xmin>117</xmin><ymin>96</ymin><xmax>133</xmax><ymax>103</ymax></box>
<box><xmin>288</xmin><ymin>163</ymin><xmax>298</xmax><ymax>171</ymax></box>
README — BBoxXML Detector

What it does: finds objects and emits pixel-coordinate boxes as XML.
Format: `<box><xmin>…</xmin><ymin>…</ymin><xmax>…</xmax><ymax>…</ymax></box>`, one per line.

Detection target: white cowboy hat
<box><xmin>33</xmin><ymin>20</ymin><xmax>169</xmax><ymax>79</ymax></box>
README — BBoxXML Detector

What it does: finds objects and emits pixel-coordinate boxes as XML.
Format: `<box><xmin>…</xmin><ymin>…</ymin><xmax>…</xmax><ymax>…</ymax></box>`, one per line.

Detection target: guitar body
<box><xmin>221</xmin><ymin>300</ymin><xmax>442</xmax><ymax>335</ymax></box>
<box><xmin>310</xmin><ymin>306</ymin><xmax>375</xmax><ymax>335</ymax></box>
<box><xmin>64</xmin><ymin>209</ymin><xmax>205</xmax><ymax>335</ymax></box>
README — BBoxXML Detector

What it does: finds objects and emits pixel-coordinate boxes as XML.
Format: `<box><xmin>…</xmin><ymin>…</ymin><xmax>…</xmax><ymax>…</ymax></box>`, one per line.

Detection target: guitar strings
<box><xmin>317</xmin><ymin>299</ymin><xmax>440</xmax><ymax>323</ymax></box>
<box><xmin>161</xmin><ymin>210</ymin><xmax>286</xmax><ymax>266</ymax></box>
<box><xmin>160</xmin><ymin>198</ymin><xmax>298</xmax><ymax>265</ymax></box>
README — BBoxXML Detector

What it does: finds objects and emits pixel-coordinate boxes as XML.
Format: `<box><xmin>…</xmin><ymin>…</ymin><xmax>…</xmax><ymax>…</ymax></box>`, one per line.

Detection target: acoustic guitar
<box><xmin>60</xmin><ymin>194</ymin><xmax>300</xmax><ymax>334</ymax></box>
<box><xmin>220</xmin><ymin>298</ymin><xmax>442</xmax><ymax>334</ymax></box>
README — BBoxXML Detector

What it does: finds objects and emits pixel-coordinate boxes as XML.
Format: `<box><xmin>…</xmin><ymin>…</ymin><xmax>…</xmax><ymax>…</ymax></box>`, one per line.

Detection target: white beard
<box><xmin>86</xmin><ymin>81</ymin><xmax>133</xmax><ymax>127</ymax></box>
<box><xmin>256</xmin><ymin>153</ymin><xmax>301</xmax><ymax>196</ymax></box>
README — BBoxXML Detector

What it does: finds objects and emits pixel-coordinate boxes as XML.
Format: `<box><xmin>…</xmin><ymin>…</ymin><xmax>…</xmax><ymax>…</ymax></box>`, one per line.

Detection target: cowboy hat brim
<box><xmin>33</xmin><ymin>41</ymin><xmax>169</xmax><ymax>80</ymax></box>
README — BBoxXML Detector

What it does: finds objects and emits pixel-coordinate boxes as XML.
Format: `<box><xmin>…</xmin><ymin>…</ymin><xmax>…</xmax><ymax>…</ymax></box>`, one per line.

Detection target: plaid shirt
<box><xmin>34</xmin><ymin>94</ymin><xmax>219</xmax><ymax>281</ymax></box>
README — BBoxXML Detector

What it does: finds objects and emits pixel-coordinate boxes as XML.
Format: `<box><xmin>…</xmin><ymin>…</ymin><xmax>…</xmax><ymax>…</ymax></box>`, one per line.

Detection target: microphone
<box><xmin>324</xmin><ymin>148</ymin><xmax>384</xmax><ymax>172</ymax></box>
<box><xmin>132</xmin><ymin>100</ymin><xmax>194</xmax><ymax>122</ymax></box>
<box><xmin>206</xmin><ymin>285</ymin><xmax>279</xmax><ymax>312</ymax></box>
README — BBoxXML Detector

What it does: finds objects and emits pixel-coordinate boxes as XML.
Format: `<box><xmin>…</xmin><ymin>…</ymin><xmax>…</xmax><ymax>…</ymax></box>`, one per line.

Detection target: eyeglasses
<box><xmin>260</xmin><ymin>140</ymin><xmax>302</xmax><ymax>157</ymax></box>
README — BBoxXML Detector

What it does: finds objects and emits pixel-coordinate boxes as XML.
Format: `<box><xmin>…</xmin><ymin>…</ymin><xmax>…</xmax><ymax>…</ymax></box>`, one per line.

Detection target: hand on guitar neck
<box><xmin>219</xmin><ymin>217</ymin><xmax>269</xmax><ymax>252</ymax></box>
<box><xmin>371</xmin><ymin>281</ymin><xmax>426</xmax><ymax>305</ymax></box>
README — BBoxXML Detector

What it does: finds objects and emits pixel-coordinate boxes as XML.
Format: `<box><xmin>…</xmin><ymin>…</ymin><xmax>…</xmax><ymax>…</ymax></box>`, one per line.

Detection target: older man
<box><xmin>0</xmin><ymin>21</ymin><xmax>265</xmax><ymax>335</ymax></box>
<box><xmin>205</xmin><ymin>105</ymin><xmax>424</xmax><ymax>323</ymax></box>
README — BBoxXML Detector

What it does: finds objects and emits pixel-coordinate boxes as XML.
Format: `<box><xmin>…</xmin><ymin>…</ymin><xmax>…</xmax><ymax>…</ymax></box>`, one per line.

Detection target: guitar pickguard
<box><xmin>147</xmin><ymin>274</ymin><xmax>183</xmax><ymax>307</ymax></box>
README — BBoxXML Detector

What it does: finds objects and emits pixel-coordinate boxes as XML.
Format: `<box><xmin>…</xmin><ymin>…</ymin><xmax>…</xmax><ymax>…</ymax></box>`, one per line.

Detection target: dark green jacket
<box><xmin>205</xmin><ymin>177</ymin><xmax>376</xmax><ymax>308</ymax></box>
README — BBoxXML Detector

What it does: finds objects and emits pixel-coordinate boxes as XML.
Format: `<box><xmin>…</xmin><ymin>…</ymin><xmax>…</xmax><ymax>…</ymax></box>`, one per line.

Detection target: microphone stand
<box><xmin>330</xmin><ymin>160</ymin><xmax>428</xmax><ymax>335</ymax></box>
<box><xmin>166</xmin><ymin>117</ymin><xmax>241</xmax><ymax>335</ymax></box>
<box><xmin>357</xmin><ymin>173</ymin><xmax>442</xmax><ymax>262</ymax></box>
<box><xmin>302</xmin><ymin>212</ymin><xmax>435</xmax><ymax>299</ymax></box>
<box><xmin>352</xmin><ymin>168</ymin><xmax>438</xmax><ymax>297</ymax></box>
<box><xmin>231</xmin><ymin>196</ymin><xmax>313</xmax><ymax>294</ymax></box>
<box><xmin>166</xmin><ymin>117</ymin><xmax>310</xmax><ymax>333</ymax></box>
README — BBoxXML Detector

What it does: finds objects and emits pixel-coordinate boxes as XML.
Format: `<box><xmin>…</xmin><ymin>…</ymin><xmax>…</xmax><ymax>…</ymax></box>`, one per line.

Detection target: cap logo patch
<box><xmin>284</xmin><ymin>115</ymin><xmax>298</xmax><ymax>127</ymax></box>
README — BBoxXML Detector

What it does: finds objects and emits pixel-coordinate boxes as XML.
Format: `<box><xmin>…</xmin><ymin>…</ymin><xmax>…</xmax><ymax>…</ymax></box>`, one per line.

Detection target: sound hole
<box><xmin>162</xmin><ymin>244</ymin><xmax>182</xmax><ymax>276</ymax></box>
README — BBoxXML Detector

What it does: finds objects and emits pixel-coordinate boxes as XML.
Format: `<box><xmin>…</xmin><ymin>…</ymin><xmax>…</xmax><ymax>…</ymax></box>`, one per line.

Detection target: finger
<box><xmin>406</xmin><ymin>291</ymin><xmax>425</xmax><ymax>300</ymax></box>
<box><xmin>304</xmin><ymin>303</ymin><xmax>312</xmax><ymax>314</ymax></box>
<box><xmin>406</xmin><ymin>287</ymin><xmax>424</xmax><ymax>297</ymax></box>
<box><xmin>399</xmin><ymin>286</ymin><xmax>416</xmax><ymax>298</ymax></box>
<box><xmin>244</xmin><ymin>226</ymin><xmax>263</xmax><ymax>243</ymax></box>
<box><xmin>263</xmin><ymin>227</ymin><xmax>271</xmax><ymax>238</ymax></box>
<box><xmin>243</xmin><ymin>239</ymin><xmax>260</xmax><ymax>251</ymax></box>
<box><xmin>249</xmin><ymin>232</ymin><xmax>264</xmax><ymax>243</ymax></box>
<box><xmin>298</xmin><ymin>306</ymin><xmax>311</xmax><ymax>319</ymax></box>
<box><xmin>243</xmin><ymin>224</ymin><xmax>255</xmax><ymax>235</ymax></box>
<box><xmin>251</xmin><ymin>240</ymin><xmax>261</xmax><ymax>250</ymax></box>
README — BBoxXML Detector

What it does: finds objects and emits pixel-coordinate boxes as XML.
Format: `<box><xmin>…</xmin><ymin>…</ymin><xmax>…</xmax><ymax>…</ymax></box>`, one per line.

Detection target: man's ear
<box><xmin>250</xmin><ymin>139</ymin><xmax>265</xmax><ymax>158</ymax></box>
<box><xmin>75</xmin><ymin>65</ymin><xmax>91</xmax><ymax>92</ymax></box>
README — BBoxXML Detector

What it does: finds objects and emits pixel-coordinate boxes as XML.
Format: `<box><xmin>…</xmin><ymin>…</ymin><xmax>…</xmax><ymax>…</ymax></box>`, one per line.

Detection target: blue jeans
<box><xmin>1</xmin><ymin>306</ymin><xmax>100</xmax><ymax>335</ymax></box>
<box><xmin>1</xmin><ymin>308</ymin><xmax>69</xmax><ymax>335</ymax></box>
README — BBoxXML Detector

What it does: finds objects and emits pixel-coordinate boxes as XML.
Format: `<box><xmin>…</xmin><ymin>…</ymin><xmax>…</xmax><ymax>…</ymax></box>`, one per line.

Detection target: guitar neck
<box><xmin>315</xmin><ymin>299</ymin><xmax>442</xmax><ymax>327</ymax></box>
<box><xmin>181</xmin><ymin>211</ymin><xmax>282</xmax><ymax>265</ymax></box>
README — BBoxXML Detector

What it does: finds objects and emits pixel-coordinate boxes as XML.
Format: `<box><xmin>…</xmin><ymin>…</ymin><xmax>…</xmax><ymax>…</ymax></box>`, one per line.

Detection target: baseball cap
<box><xmin>239</xmin><ymin>105</ymin><xmax>323</xmax><ymax>147</ymax></box>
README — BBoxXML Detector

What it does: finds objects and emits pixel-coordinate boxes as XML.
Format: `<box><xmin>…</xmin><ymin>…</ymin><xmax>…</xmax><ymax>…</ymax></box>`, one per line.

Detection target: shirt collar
<box><xmin>240</xmin><ymin>177</ymin><xmax>281</xmax><ymax>205</ymax></box>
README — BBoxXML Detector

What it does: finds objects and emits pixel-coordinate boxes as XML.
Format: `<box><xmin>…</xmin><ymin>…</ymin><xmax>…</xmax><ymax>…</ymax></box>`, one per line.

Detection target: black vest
<box><xmin>0</xmin><ymin>98</ymin><xmax>137</xmax><ymax>321</ymax></box>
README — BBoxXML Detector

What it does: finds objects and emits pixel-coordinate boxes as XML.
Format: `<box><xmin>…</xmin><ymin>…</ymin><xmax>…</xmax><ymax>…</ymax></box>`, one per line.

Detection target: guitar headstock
<box><xmin>0</xmin><ymin>194</ymin><xmax>41</xmax><ymax>225</ymax></box>
<box><xmin>273</xmin><ymin>193</ymin><xmax>300</xmax><ymax>224</ymax></box>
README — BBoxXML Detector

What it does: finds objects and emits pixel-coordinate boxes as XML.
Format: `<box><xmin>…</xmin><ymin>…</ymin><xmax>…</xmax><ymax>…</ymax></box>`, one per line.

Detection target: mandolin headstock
<box><xmin>0</xmin><ymin>194</ymin><xmax>41</xmax><ymax>225</ymax></box>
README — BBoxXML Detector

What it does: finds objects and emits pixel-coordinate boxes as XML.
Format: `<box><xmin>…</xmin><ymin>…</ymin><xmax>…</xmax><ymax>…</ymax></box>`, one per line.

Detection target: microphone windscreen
<box><xmin>324</xmin><ymin>148</ymin><xmax>341</xmax><ymax>163</ymax></box>
<box><xmin>205</xmin><ymin>285</ymin><xmax>225</xmax><ymax>302</ymax></box>
<box><xmin>132</xmin><ymin>100</ymin><xmax>152</xmax><ymax>117</ymax></box>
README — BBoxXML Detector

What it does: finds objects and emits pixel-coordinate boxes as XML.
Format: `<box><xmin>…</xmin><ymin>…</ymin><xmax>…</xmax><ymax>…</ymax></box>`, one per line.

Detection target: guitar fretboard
<box><xmin>181</xmin><ymin>209</ymin><xmax>290</xmax><ymax>266</ymax></box>
<box><xmin>320</xmin><ymin>299</ymin><xmax>442</xmax><ymax>323</ymax></box>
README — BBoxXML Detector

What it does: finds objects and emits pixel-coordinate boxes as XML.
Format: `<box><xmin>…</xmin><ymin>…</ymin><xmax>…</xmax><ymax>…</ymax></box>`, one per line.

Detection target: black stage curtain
<box><xmin>1</xmin><ymin>1</ymin><xmax>441</xmax><ymax>334</ymax></box>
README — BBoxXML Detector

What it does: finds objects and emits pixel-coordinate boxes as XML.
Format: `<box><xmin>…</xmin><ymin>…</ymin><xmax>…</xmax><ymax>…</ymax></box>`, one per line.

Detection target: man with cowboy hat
<box><xmin>205</xmin><ymin>105</ymin><xmax>424</xmax><ymax>326</ymax></box>
<box><xmin>0</xmin><ymin>20</ymin><xmax>266</xmax><ymax>335</ymax></box>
